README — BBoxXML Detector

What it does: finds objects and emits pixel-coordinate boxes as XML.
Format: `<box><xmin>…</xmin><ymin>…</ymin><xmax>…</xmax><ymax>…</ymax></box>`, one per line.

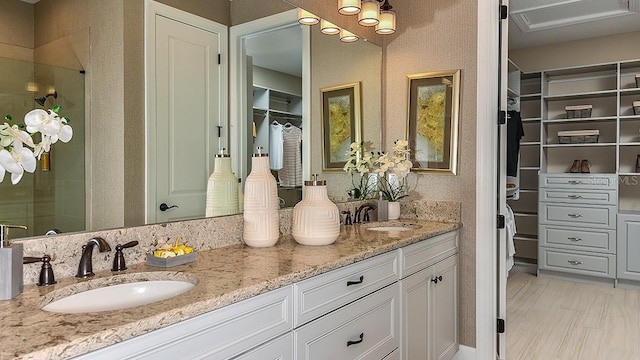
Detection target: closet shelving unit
<box><xmin>533</xmin><ymin>59</ymin><xmax>640</xmax><ymax>285</ymax></box>
<box><xmin>507</xmin><ymin>61</ymin><xmax>542</xmax><ymax>271</ymax></box>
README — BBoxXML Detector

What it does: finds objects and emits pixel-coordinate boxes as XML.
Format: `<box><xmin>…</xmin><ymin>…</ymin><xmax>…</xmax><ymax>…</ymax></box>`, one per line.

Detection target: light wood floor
<box><xmin>506</xmin><ymin>271</ymin><xmax>640</xmax><ymax>360</ymax></box>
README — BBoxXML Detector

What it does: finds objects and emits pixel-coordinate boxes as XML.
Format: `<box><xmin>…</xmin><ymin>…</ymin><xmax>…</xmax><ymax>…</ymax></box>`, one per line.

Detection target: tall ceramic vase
<box><xmin>205</xmin><ymin>152</ymin><xmax>239</xmax><ymax>217</ymax></box>
<box><xmin>243</xmin><ymin>148</ymin><xmax>280</xmax><ymax>247</ymax></box>
<box><xmin>388</xmin><ymin>201</ymin><xmax>401</xmax><ymax>220</ymax></box>
<box><xmin>292</xmin><ymin>175</ymin><xmax>340</xmax><ymax>246</ymax></box>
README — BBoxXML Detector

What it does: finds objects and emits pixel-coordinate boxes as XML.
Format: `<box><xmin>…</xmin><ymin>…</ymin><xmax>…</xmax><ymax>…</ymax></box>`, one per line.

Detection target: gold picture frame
<box><xmin>406</xmin><ymin>70</ymin><xmax>461</xmax><ymax>175</ymax></box>
<box><xmin>321</xmin><ymin>82</ymin><xmax>362</xmax><ymax>171</ymax></box>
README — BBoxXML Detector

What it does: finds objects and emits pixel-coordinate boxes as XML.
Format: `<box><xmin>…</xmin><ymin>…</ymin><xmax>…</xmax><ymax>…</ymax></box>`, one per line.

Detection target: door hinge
<box><xmin>218</xmin><ymin>53</ymin><xmax>221</xmax><ymax>65</ymax></box>
<box><xmin>497</xmin><ymin>215</ymin><xmax>505</xmax><ymax>229</ymax></box>
<box><xmin>498</xmin><ymin>110</ymin><xmax>506</xmax><ymax>125</ymax></box>
<box><xmin>497</xmin><ymin>318</ymin><xmax>505</xmax><ymax>333</ymax></box>
<box><xmin>500</xmin><ymin>5</ymin><xmax>508</xmax><ymax>20</ymax></box>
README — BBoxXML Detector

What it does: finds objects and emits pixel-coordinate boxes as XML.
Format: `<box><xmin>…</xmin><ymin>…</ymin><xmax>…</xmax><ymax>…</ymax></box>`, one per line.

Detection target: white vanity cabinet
<box><xmin>617</xmin><ymin>213</ymin><xmax>640</xmax><ymax>283</ymax></box>
<box><xmin>399</xmin><ymin>231</ymin><xmax>459</xmax><ymax>360</ymax></box>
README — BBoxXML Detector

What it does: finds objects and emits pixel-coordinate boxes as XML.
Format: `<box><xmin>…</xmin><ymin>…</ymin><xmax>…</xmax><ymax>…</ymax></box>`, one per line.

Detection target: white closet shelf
<box><xmin>513</xmin><ymin>235</ymin><xmax>538</xmax><ymax>242</ymax></box>
<box><xmin>520</xmin><ymin>166</ymin><xmax>540</xmax><ymax>170</ymax></box>
<box><xmin>620</xmin><ymin>88</ymin><xmax>640</xmax><ymax>95</ymax></box>
<box><xmin>619</xmin><ymin>142</ymin><xmax>640</xmax><ymax>146</ymax></box>
<box><xmin>544</xmin><ymin>90</ymin><xmax>617</xmax><ymax>101</ymax></box>
<box><xmin>520</xmin><ymin>93</ymin><xmax>542</xmax><ymax>99</ymax></box>
<box><xmin>513</xmin><ymin>212</ymin><xmax>538</xmax><ymax>217</ymax></box>
<box><xmin>620</xmin><ymin>115</ymin><xmax>640</xmax><ymax>120</ymax></box>
<box><xmin>520</xmin><ymin>141</ymin><xmax>541</xmax><ymax>146</ymax></box>
<box><xmin>522</xmin><ymin>117</ymin><xmax>541</xmax><ymax>122</ymax></box>
<box><xmin>543</xmin><ymin>143</ymin><xmax>616</xmax><ymax>148</ymax></box>
<box><xmin>542</xmin><ymin>116</ymin><xmax>617</xmax><ymax>124</ymax></box>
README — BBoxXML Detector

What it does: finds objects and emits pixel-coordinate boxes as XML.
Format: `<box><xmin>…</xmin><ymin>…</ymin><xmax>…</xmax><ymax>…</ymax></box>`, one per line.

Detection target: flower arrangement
<box><xmin>0</xmin><ymin>106</ymin><xmax>73</xmax><ymax>184</ymax></box>
<box><xmin>343</xmin><ymin>139</ymin><xmax>412</xmax><ymax>201</ymax></box>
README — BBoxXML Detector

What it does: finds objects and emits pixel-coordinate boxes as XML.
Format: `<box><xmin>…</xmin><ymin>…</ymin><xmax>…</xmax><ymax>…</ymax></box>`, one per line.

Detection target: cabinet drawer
<box><xmin>540</xmin><ymin>225</ymin><xmax>615</xmax><ymax>253</ymax></box>
<box><xmin>539</xmin><ymin>188</ymin><xmax>616</xmax><ymax>205</ymax></box>
<box><xmin>382</xmin><ymin>348</ymin><xmax>399</xmax><ymax>360</ymax></box>
<box><xmin>539</xmin><ymin>248</ymin><xmax>616</xmax><ymax>278</ymax></box>
<box><xmin>294</xmin><ymin>251</ymin><xmax>398</xmax><ymax>327</ymax></box>
<box><xmin>539</xmin><ymin>203</ymin><xmax>616</xmax><ymax>229</ymax></box>
<box><xmin>540</xmin><ymin>174</ymin><xmax>617</xmax><ymax>190</ymax></box>
<box><xmin>400</xmin><ymin>231</ymin><xmax>458</xmax><ymax>278</ymax></box>
<box><xmin>294</xmin><ymin>283</ymin><xmax>399</xmax><ymax>360</ymax></box>
<box><xmin>234</xmin><ymin>333</ymin><xmax>293</xmax><ymax>360</ymax></box>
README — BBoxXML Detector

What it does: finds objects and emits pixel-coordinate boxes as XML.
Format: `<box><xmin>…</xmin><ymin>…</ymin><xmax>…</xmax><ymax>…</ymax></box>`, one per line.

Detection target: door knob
<box><xmin>159</xmin><ymin>203</ymin><xmax>179</xmax><ymax>211</ymax></box>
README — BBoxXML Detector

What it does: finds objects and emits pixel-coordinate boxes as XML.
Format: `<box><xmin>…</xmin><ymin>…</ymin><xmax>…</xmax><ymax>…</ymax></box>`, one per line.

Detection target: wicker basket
<box><xmin>634</xmin><ymin>101</ymin><xmax>640</xmax><ymax>116</ymax></box>
<box><xmin>565</xmin><ymin>105</ymin><xmax>592</xmax><ymax>119</ymax></box>
<box><xmin>557</xmin><ymin>130</ymin><xmax>599</xmax><ymax>144</ymax></box>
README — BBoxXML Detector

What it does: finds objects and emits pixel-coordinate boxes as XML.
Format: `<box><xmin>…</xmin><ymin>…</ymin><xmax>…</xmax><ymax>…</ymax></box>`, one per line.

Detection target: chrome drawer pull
<box><xmin>568</xmin><ymin>260</ymin><xmax>583</xmax><ymax>266</ymax></box>
<box><xmin>568</xmin><ymin>180</ymin><xmax>583</xmax><ymax>185</ymax></box>
<box><xmin>347</xmin><ymin>333</ymin><xmax>364</xmax><ymax>347</ymax></box>
<box><xmin>567</xmin><ymin>213</ymin><xmax>583</xmax><ymax>218</ymax></box>
<box><xmin>567</xmin><ymin>195</ymin><xmax>583</xmax><ymax>199</ymax></box>
<box><xmin>568</xmin><ymin>237</ymin><xmax>583</xmax><ymax>242</ymax></box>
<box><xmin>346</xmin><ymin>275</ymin><xmax>364</xmax><ymax>286</ymax></box>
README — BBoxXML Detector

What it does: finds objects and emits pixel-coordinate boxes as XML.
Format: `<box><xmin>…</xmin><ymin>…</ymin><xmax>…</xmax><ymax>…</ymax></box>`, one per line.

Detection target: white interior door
<box><xmin>145</xmin><ymin>1</ymin><xmax>227</xmax><ymax>224</ymax></box>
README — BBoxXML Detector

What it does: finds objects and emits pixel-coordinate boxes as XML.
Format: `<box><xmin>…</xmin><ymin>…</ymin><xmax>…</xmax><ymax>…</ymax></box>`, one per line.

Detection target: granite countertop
<box><xmin>0</xmin><ymin>220</ymin><xmax>460</xmax><ymax>360</ymax></box>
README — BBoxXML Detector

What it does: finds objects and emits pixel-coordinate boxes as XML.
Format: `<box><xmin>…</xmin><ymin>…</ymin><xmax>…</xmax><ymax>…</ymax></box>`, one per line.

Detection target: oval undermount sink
<box><xmin>41</xmin><ymin>272</ymin><xmax>197</xmax><ymax>314</ymax></box>
<box><xmin>366</xmin><ymin>226</ymin><xmax>415</xmax><ymax>232</ymax></box>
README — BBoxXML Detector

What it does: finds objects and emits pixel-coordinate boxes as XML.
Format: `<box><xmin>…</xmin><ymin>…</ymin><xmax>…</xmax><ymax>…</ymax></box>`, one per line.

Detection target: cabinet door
<box><xmin>400</xmin><ymin>266</ymin><xmax>430</xmax><ymax>360</ymax></box>
<box><xmin>432</xmin><ymin>255</ymin><xmax>459</xmax><ymax>360</ymax></box>
<box><xmin>234</xmin><ymin>333</ymin><xmax>293</xmax><ymax>360</ymax></box>
<box><xmin>617</xmin><ymin>215</ymin><xmax>640</xmax><ymax>281</ymax></box>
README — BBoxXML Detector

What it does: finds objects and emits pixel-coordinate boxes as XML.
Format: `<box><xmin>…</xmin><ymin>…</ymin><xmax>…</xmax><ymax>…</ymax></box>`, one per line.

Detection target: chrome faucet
<box><xmin>76</xmin><ymin>237</ymin><xmax>111</xmax><ymax>278</ymax></box>
<box><xmin>354</xmin><ymin>202</ymin><xmax>378</xmax><ymax>223</ymax></box>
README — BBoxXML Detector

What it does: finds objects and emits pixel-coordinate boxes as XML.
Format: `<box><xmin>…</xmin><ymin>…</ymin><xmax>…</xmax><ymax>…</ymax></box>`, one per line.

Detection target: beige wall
<box><xmin>510</xmin><ymin>31</ymin><xmax>640</xmax><ymax>72</ymax></box>
<box><xmin>230</xmin><ymin>0</ymin><xmax>294</xmax><ymax>25</ymax></box>
<box><xmin>383</xmin><ymin>0</ymin><xmax>479</xmax><ymax>347</ymax></box>
<box><xmin>0</xmin><ymin>0</ymin><xmax>34</xmax><ymax>61</ymax></box>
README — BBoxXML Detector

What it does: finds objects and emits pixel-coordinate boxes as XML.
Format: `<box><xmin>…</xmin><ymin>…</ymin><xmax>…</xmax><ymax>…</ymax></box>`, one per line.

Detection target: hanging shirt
<box><xmin>507</xmin><ymin>110</ymin><xmax>524</xmax><ymax>177</ymax></box>
<box><xmin>269</xmin><ymin>122</ymin><xmax>284</xmax><ymax>170</ymax></box>
<box><xmin>279</xmin><ymin>124</ymin><xmax>302</xmax><ymax>187</ymax></box>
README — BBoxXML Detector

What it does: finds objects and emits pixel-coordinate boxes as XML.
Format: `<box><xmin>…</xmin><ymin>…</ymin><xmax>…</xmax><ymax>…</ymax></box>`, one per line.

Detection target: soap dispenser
<box><xmin>243</xmin><ymin>147</ymin><xmax>280</xmax><ymax>247</ymax></box>
<box><xmin>0</xmin><ymin>223</ymin><xmax>27</xmax><ymax>300</ymax></box>
<box><xmin>206</xmin><ymin>148</ymin><xmax>239</xmax><ymax>217</ymax></box>
<box><xmin>292</xmin><ymin>174</ymin><xmax>340</xmax><ymax>246</ymax></box>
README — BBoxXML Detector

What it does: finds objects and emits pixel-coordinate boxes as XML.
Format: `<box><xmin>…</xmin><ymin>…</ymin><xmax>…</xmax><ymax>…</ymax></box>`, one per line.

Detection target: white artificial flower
<box><xmin>0</xmin><ymin>141</ymin><xmax>36</xmax><ymax>184</ymax></box>
<box><xmin>0</xmin><ymin>163</ymin><xmax>5</xmax><ymax>183</ymax></box>
<box><xmin>0</xmin><ymin>123</ymin><xmax>36</xmax><ymax>148</ymax></box>
<box><xmin>24</xmin><ymin>109</ymin><xmax>60</xmax><ymax>136</ymax></box>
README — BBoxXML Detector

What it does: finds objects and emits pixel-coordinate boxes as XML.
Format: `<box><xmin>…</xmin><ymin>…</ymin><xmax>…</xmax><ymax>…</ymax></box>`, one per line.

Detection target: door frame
<box><xmin>229</xmin><ymin>9</ymin><xmax>311</xmax><ymax>182</ymax></box>
<box><xmin>476</xmin><ymin>0</ymin><xmax>502</xmax><ymax>359</ymax></box>
<box><xmin>144</xmin><ymin>0</ymin><xmax>228</xmax><ymax>224</ymax></box>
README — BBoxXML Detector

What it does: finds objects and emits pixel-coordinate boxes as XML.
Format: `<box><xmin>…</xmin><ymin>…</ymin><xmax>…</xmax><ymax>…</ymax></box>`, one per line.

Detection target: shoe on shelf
<box><xmin>569</xmin><ymin>160</ymin><xmax>581</xmax><ymax>173</ymax></box>
<box><xmin>581</xmin><ymin>160</ymin><xmax>591</xmax><ymax>173</ymax></box>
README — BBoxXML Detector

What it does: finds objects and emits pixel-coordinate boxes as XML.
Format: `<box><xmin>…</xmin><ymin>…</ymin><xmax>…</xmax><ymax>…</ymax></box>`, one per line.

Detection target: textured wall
<box><xmin>510</xmin><ymin>31</ymin><xmax>640</xmax><ymax>72</ymax></box>
<box><xmin>0</xmin><ymin>0</ymin><xmax>33</xmax><ymax>49</ymax></box>
<box><xmin>382</xmin><ymin>0</ymin><xmax>479</xmax><ymax>347</ymax></box>
<box><xmin>230</xmin><ymin>0</ymin><xmax>294</xmax><ymax>25</ymax></box>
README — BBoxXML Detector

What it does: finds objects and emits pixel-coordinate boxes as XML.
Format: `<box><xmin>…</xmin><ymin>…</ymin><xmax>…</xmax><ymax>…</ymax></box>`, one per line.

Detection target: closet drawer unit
<box><xmin>539</xmin><ymin>203</ymin><xmax>616</xmax><ymax>229</ymax></box>
<box><xmin>293</xmin><ymin>251</ymin><xmax>399</xmax><ymax>327</ymax></box>
<box><xmin>539</xmin><ymin>188</ymin><xmax>616</xmax><ymax>206</ymax></box>
<box><xmin>294</xmin><ymin>283</ymin><xmax>399</xmax><ymax>360</ymax></box>
<box><xmin>540</xmin><ymin>225</ymin><xmax>616</xmax><ymax>253</ymax></box>
<box><xmin>540</xmin><ymin>174</ymin><xmax>617</xmax><ymax>190</ymax></box>
<box><xmin>539</xmin><ymin>248</ymin><xmax>616</xmax><ymax>278</ymax></box>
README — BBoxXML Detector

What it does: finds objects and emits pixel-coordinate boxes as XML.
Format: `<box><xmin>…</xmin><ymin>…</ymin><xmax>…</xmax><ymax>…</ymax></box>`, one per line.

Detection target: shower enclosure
<box><xmin>0</xmin><ymin>57</ymin><xmax>85</xmax><ymax>237</ymax></box>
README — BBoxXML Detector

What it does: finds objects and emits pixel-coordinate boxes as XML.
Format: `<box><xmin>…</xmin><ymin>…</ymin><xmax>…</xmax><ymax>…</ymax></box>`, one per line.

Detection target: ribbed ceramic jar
<box><xmin>205</xmin><ymin>154</ymin><xmax>239</xmax><ymax>217</ymax></box>
<box><xmin>292</xmin><ymin>175</ymin><xmax>340</xmax><ymax>246</ymax></box>
<box><xmin>243</xmin><ymin>151</ymin><xmax>280</xmax><ymax>247</ymax></box>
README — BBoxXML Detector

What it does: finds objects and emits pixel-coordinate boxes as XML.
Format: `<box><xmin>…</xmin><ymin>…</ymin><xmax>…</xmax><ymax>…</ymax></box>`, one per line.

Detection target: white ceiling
<box><xmin>509</xmin><ymin>0</ymin><xmax>640</xmax><ymax>49</ymax></box>
<box><xmin>245</xmin><ymin>25</ymin><xmax>302</xmax><ymax>77</ymax></box>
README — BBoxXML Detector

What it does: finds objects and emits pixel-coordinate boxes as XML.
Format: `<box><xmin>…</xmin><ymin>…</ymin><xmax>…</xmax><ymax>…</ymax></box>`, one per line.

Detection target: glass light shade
<box><xmin>339</xmin><ymin>29</ymin><xmax>359</xmax><ymax>43</ymax></box>
<box><xmin>298</xmin><ymin>9</ymin><xmax>319</xmax><ymax>26</ymax></box>
<box><xmin>338</xmin><ymin>0</ymin><xmax>361</xmax><ymax>15</ymax></box>
<box><xmin>320</xmin><ymin>19</ymin><xmax>340</xmax><ymax>35</ymax></box>
<box><xmin>375</xmin><ymin>9</ymin><xmax>396</xmax><ymax>34</ymax></box>
<box><xmin>358</xmin><ymin>0</ymin><xmax>380</xmax><ymax>26</ymax></box>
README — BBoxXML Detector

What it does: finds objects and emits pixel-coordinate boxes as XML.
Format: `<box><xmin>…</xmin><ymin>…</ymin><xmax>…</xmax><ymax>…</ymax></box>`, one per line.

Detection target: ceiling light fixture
<box><xmin>358</xmin><ymin>0</ymin><xmax>380</xmax><ymax>26</ymax></box>
<box><xmin>338</xmin><ymin>0</ymin><xmax>361</xmax><ymax>15</ymax></box>
<box><xmin>297</xmin><ymin>9</ymin><xmax>319</xmax><ymax>26</ymax></box>
<box><xmin>375</xmin><ymin>0</ymin><xmax>396</xmax><ymax>34</ymax></box>
<box><xmin>320</xmin><ymin>19</ymin><xmax>341</xmax><ymax>35</ymax></box>
<box><xmin>339</xmin><ymin>28</ymin><xmax>359</xmax><ymax>43</ymax></box>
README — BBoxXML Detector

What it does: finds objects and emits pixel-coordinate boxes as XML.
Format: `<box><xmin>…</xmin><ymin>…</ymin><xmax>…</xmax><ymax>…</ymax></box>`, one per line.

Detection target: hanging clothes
<box><xmin>507</xmin><ymin>110</ymin><xmax>524</xmax><ymax>177</ymax></box>
<box><xmin>505</xmin><ymin>204</ymin><xmax>517</xmax><ymax>275</ymax></box>
<box><xmin>269</xmin><ymin>121</ymin><xmax>284</xmax><ymax>170</ymax></box>
<box><xmin>279</xmin><ymin>124</ymin><xmax>302</xmax><ymax>187</ymax></box>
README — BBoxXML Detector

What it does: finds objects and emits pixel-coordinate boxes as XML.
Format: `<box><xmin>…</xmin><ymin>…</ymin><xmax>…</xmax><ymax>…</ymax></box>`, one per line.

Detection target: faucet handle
<box><xmin>112</xmin><ymin>241</ymin><xmax>139</xmax><ymax>272</ymax></box>
<box><xmin>24</xmin><ymin>254</ymin><xmax>57</xmax><ymax>286</ymax></box>
<box><xmin>341</xmin><ymin>210</ymin><xmax>352</xmax><ymax>225</ymax></box>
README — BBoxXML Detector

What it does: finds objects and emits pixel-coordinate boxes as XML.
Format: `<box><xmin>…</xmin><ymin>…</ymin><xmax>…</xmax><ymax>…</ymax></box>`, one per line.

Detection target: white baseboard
<box><xmin>453</xmin><ymin>345</ymin><xmax>476</xmax><ymax>360</ymax></box>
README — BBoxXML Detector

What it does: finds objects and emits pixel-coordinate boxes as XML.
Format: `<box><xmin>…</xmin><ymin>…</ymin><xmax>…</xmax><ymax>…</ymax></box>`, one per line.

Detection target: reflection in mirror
<box><xmin>0</xmin><ymin>0</ymin><xmax>382</xmax><ymax>241</ymax></box>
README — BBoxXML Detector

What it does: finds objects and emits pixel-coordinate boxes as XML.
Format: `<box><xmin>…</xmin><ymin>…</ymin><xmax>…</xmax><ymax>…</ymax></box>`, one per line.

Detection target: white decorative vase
<box><xmin>243</xmin><ymin>150</ymin><xmax>280</xmax><ymax>247</ymax></box>
<box><xmin>292</xmin><ymin>175</ymin><xmax>340</xmax><ymax>246</ymax></box>
<box><xmin>205</xmin><ymin>153</ymin><xmax>239</xmax><ymax>217</ymax></box>
<box><xmin>388</xmin><ymin>201</ymin><xmax>401</xmax><ymax>220</ymax></box>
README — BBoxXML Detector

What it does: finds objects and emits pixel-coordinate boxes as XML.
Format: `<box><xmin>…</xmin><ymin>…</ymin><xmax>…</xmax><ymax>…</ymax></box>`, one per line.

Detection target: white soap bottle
<box><xmin>0</xmin><ymin>224</ymin><xmax>27</xmax><ymax>300</ymax></box>
<box><xmin>292</xmin><ymin>174</ymin><xmax>340</xmax><ymax>246</ymax></box>
<box><xmin>205</xmin><ymin>149</ymin><xmax>239</xmax><ymax>217</ymax></box>
<box><xmin>243</xmin><ymin>147</ymin><xmax>280</xmax><ymax>247</ymax></box>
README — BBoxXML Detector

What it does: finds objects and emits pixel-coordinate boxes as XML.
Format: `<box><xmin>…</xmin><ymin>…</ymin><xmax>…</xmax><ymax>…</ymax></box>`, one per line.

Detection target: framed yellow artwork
<box><xmin>321</xmin><ymin>82</ymin><xmax>362</xmax><ymax>171</ymax></box>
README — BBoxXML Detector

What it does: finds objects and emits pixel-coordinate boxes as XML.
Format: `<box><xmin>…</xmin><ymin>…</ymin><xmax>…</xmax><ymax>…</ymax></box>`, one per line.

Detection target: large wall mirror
<box><xmin>0</xmin><ymin>0</ymin><xmax>382</xmax><ymax>240</ymax></box>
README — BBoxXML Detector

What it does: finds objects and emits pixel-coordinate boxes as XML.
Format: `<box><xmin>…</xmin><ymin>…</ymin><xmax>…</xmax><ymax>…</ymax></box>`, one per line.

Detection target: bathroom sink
<box><xmin>365</xmin><ymin>223</ymin><xmax>422</xmax><ymax>232</ymax></box>
<box><xmin>41</xmin><ymin>273</ymin><xmax>197</xmax><ymax>314</ymax></box>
